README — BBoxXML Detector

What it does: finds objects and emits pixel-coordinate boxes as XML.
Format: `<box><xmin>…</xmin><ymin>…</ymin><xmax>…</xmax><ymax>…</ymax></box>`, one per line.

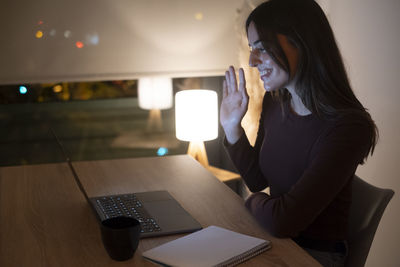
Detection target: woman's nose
<box><xmin>249</xmin><ymin>50</ymin><xmax>261</xmax><ymax>67</ymax></box>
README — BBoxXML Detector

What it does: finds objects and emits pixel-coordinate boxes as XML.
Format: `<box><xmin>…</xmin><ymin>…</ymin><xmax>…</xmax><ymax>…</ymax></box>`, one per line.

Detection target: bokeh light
<box><xmin>35</xmin><ymin>30</ymin><xmax>43</xmax><ymax>39</ymax></box>
<box><xmin>194</xmin><ymin>12</ymin><xmax>203</xmax><ymax>21</ymax></box>
<box><xmin>19</xmin><ymin>86</ymin><xmax>28</xmax><ymax>94</ymax></box>
<box><xmin>53</xmin><ymin>85</ymin><xmax>62</xmax><ymax>93</ymax></box>
<box><xmin>86</xmin><ymin>33</ymin><xmax>99</xmax><ymax>45</ymax></box>
<box><xmin>64</xmin><ymin>30</ymin><xmax>72</xmax><ymax>38</ymax></box>
<box><xmin>157</xmin><ymin>147</ymin><xmax>169</xmax><ymax>156</ymax></box>
<box><xmin>75</xmin><ymin>41</ymin><xmax>84</xmax><ymax>48</ymax></box>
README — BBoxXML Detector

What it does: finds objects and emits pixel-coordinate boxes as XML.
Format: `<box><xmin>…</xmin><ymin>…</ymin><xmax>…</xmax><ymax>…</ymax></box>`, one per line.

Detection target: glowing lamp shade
<box><xmin>175</xmin><ymin>90</ymin><xmax>218</xmax><ymax>142</ymax></box>
<box><xmin>138</xmin><ymin>77</ymin><xmax>173</xmax><ymax>110</ymax></box>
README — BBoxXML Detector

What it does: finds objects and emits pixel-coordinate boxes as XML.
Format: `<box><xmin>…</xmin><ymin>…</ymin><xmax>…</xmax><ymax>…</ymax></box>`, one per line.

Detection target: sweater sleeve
<box><xmin>224</xmin><ymin>94</ymin><xmax>271</xmax><ymax>192</ymax></box>
<box><xmin>245</xmin><ymin>119</ymin><xmax>372</xmax><ymax>238</ymax></box>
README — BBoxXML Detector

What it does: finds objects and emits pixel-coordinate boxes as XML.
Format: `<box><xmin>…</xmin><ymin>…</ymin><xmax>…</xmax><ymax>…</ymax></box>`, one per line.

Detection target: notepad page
<box><xmin>142</xmin><ymin>225</ymin><xmax>270</xmax><ymax>267</ymax></box>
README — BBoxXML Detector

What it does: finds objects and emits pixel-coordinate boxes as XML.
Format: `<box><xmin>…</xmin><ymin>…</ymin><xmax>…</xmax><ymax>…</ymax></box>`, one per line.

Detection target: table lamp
<box><xmin>175</xmin><ymin>89</ymin><xmax>218</xmax><ymax>167</ymax></box>
<box><xmin>138</xmin><ymin>77</ymin><xmax>173</xmax><ymax>131</ymax></box>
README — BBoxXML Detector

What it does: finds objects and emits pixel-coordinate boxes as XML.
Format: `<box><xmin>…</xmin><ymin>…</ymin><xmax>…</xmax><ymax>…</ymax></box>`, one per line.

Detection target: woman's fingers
<box><xmin>225</xmin><ymin>71</ymin><xmax>232</xmax><ymax>93</ymax></box>
<box><xmin>225</xmin><ymin>66</ymin><xmax>247</xmax><ymax>95</ymax></box>
<box><xmin>229</xmin><ymin>66</ymin><xmax>237</xmax><ymax>92</ymax></box>
<box><xmin>238</xmin><ymin>68</ymin><xmax>249</xmax><ymax>101</ymax></box>
<box><xmin>238</xmin><ymin>68</ymin><xmax>246</xmax><ymax>91</ymax></box>
<box><xmin>222</xmin><ymin>79</ymin><xmax>228</xmax><ymax>98</ymax></box>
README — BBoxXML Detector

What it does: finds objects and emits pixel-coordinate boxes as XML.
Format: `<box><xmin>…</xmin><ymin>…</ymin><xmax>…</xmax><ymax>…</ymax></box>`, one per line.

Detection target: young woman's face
<box><xmin>247</xmin><ymin>22</ymin><xmax>296</xmax><ymax>92</ymax></box>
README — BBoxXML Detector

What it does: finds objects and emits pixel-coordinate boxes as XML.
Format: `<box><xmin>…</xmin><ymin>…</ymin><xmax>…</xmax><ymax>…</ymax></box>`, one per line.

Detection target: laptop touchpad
<box><xmin>144</xmin><ymin>200</ymin><xmax>199</xmax><ymax>230</ymax></box>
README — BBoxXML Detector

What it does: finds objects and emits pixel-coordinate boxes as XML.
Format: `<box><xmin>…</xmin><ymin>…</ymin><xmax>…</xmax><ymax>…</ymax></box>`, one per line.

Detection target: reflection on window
<box><xmin>0</xmin><ymin>76</ymin><xmax>223</xmax><ymax>167</ymax></box>
<box><xmin>0</xmin><ymin>80</ymin><xmax>137</xmax><ymax>104</ymax></box>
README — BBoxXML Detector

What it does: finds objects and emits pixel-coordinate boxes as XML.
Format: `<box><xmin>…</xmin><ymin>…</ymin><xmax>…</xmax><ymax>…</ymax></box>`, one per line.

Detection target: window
<box><xmin>0</xmin><ymin>76</ymin><xmax>224</xmax><ymax>167</ymax></box>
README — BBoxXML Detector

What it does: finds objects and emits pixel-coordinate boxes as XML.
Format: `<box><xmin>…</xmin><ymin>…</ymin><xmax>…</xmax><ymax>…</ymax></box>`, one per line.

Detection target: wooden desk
<box><xmin>206</xmin><ymin>165</ymin><xmax>240</xmax><ymax>183</ymax></box>
<box><xmin>206</xmin><ymin>165</ymin><xmax>241</xmax><ymax>193</ymax></box>
<box><xmin>0</xmin><ymin>155</ymin><xmax>321</xmax><ymax>266</ymax></box>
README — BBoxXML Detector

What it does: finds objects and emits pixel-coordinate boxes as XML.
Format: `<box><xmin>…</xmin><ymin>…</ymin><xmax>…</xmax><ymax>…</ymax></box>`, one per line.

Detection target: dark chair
<box><xmin>346</xmin><ymin>175</ymin><xmax>394</xmax><ymax>267</ymax></box>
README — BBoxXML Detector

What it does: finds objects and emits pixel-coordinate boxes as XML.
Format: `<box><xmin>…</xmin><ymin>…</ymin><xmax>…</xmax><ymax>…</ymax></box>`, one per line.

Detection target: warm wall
<box><xmin>328</xmin><ymin>0</ymin><xmax>400</xmax><ymax>266</ymax></box>
<box><xmin>0</xmin><ymin>0</ymin><xmax>242</xmax><ymax>84</ymax></box>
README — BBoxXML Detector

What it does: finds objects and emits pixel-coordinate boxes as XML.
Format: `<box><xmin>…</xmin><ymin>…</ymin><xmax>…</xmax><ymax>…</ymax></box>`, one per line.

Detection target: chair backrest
<box><xmin>346</xmin><ymin>175</ymin><xmax>394</xmax><ymax>267</ymax></box>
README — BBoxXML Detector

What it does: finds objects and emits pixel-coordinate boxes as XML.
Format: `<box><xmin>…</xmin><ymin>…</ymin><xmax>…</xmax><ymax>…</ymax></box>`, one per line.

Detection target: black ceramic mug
<box><xmin>100</xmin><ymin>216</ymin><xmax>141</xmax><ymax>261</ymax></box>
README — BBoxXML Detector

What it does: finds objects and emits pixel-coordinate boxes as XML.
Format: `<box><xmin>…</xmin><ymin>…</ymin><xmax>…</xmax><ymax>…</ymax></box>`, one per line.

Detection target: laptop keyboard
<box><xmin>95</xmin><ymin>194</ymin><xmax>162</xmax><ymax>234</ymax></box>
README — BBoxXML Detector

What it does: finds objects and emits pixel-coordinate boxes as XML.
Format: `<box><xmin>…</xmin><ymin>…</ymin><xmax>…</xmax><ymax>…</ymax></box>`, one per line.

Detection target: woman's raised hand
<box><xmin>220</xmin><ymin>66</ymin><xmax>249</xmax><ymax>144</ymax></box>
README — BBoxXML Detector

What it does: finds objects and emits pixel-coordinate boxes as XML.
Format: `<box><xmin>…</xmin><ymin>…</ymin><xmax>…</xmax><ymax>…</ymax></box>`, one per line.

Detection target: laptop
<box><xmin>50</xmin><ymin>128</ymin><xmax>202</xmax><ymax>238</ymax></box>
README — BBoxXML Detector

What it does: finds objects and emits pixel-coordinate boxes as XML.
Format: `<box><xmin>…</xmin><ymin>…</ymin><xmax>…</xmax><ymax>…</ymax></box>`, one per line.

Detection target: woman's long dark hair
<box><xmin>246</xmin><ymin>0</ymin><xmax>378</xmax><ymax>161</ymax></box>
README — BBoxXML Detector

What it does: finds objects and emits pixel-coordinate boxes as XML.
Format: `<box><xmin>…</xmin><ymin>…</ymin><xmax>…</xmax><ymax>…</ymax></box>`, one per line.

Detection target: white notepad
<box><xmin>142</xmin><ymin>225</ymin><xmax>271</xmax><ymax>267</ymax></box>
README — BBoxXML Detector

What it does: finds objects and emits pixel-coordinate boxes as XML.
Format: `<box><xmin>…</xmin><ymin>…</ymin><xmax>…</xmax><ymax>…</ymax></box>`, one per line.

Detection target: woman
<box><xmin>220</xmin><ymin>0</ymin><xmax>378</xmax><ymax>266</ymax></box>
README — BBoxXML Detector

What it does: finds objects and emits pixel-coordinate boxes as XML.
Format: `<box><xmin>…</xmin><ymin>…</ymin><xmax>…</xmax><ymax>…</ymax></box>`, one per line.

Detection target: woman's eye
<box><xmin>249</xmin><ymin>47</ymin><xmax>267</xmax><ymax>54</ymax></box>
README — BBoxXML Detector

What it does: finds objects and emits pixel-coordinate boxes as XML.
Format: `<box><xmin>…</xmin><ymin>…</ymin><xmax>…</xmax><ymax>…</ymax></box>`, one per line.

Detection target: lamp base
<box><xmin>187</xmin><ymin>141</ymin><xmax>209</xmax><ymax>167</ymax></box>
<box><xmin>147</xmin><ymin>109</ymin><xmax>163</xmax><ymax>132</ymax></box>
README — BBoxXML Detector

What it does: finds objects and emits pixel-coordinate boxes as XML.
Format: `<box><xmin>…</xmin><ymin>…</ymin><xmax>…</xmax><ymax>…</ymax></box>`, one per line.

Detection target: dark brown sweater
<box><xmin>225</xmin><ymin>93</ymin><xmax>371</xmax><ymax>241</ymax></box>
